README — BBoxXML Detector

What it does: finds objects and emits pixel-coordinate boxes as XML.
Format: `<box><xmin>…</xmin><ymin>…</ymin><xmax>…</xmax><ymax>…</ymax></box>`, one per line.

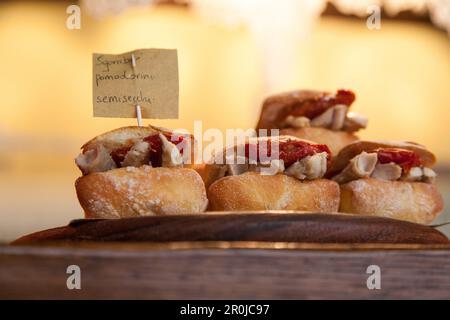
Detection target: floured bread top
<box><xmin>75</xmin><ymin>126</ymin><xmax>192</xmax><ymax>175</ymax></box>
<box><xmin>330</xmin><ymin>140</ymin><xmax>437</xmax><ymax>184</ymax></box>
<box><xmin>206</xmin><ymin>135</ymin><xmax>332</xmax><ymax>182</ymax></box>
<box><xmin>256</xmin><ymin>89</ymin><xmax>367</xmax><ymax>133</ymax></box>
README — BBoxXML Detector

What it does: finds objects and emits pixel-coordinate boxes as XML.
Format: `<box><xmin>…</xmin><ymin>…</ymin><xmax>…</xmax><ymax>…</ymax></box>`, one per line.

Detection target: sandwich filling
<box><xmin>332</xmin><ymin>148</ymin><xmax>436</xmax><ymax>184</ymax></box>
<box><xmin>76</xmin><ymin>132</ymin><xmax>185</xmax><ymax>175</ymax></box>
<box><xmin>281</xmin><ymin>90</ymin><xmax>367</xmax><ymax>132</ymax></box>
<box><xmin>217</xmin><ymin>138</ymin><xmax>331</xmax><ymax>181</ymax></box>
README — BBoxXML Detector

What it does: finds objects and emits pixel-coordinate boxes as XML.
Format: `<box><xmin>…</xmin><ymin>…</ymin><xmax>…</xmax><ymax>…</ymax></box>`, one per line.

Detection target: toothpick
<box><xmin>131</xmin><ymin>53</ymin><xmax>142</xmax><ymax>126</ymax></box>
<box><xmin>131</xmin><ymin>53</ymin><xmax>137</xmax><ymax>67</ymax></box>
<box><xmin>136</xmin><ymin>104</ymin><xmax>143</xmax><ymax>127</ymax></box>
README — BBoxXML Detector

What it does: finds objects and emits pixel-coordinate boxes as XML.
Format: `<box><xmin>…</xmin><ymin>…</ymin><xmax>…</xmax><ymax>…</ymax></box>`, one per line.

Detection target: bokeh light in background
<box><xmin>0</xmin><ymin>1</ymin><xmax>449</xmax><ymax>241</ymax></box>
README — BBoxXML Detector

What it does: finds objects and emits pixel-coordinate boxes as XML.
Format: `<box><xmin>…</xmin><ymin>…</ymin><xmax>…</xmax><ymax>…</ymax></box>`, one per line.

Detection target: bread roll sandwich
<box><xmin>205</xmin><ymin>135</ymin><xmax>340</xmax><ymax>212</ymax></box>
<box><xmin>256</xmin><ymin>89</ymin><xmax>367</xmax><ymax>154</ymax></box>
<box><xmin>329</xmin><ymin>140</ymin><xmax>443</xmax><ymax>224</ymax></box>
<box><xmin>75</xmin><ymin>126</ymin><xmax>208</xmax><ymax>218</ymax></box>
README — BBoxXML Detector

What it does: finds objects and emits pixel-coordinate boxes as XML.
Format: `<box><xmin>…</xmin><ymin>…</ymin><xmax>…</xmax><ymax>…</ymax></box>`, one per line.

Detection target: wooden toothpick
<box><xmin>135</xmin><ymin>104</ymin><xmax>143</xmax><ymax>127</ymax></box>
<box><xmin>131</xmin><ymin>53</ymin><xmax>142</xmax><ymax>126</ymax></box>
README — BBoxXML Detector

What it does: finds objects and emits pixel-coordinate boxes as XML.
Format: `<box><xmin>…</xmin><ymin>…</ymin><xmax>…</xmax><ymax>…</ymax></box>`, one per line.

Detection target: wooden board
<box><xmin>2</xmin><ymin>242</ymin><xmax>450</xmax><ymax>299</ymax></box>
<box><xmin>11</xmin><ymin>213</ymin><xmax>450</xmax><ymax>244</ymax></box>
<box><xmin>3</xmin><ymin>213</ymin><xmax>450</xmax><ymax>299</ymax></box>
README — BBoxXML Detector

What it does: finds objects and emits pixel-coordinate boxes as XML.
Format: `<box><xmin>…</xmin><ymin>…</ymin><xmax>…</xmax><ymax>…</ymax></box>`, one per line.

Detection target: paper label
<box><xmin>92</xmin><ymin>49</ymin><xmax>178</xmax><ymax>119</ymax></box>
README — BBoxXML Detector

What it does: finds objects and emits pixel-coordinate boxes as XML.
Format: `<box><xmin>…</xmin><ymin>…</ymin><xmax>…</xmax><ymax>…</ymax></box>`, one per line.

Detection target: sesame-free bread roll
<box><xmin>256</xmin><ymin>90</ymin><xmax>327</xmax><ymax>130</ymax></box>
<box><xmin>76</xmin><ymin>166</ymin><xmax>208</xmax><ymax>218</ymax></box>
<box><xmin>81</xmin><ymin>126</ymin><xmax>159</xmax><ymax>154</ymax></box>
<box><xmin>331</xmin><ymin>140</ymin><xmax>442</xmax><ymax>224</ymax></box>
<box><xmin>208</xmin><ymin>172</ymin><xmax>340</xmax><ymax>212</ymax></box>
<box><xmin>75</xmin><ymin>126</ymin><xmax>206</xmax><ymax>218</ymax></box>
<box><xmin>340</xmin><ymin>178</ymin><xmax>443</xmax><ymax>224</ymax></box>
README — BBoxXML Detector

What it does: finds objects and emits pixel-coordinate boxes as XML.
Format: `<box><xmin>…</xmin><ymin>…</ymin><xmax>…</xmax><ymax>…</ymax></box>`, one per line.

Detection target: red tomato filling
<box><xmin>245</xmin><ymin>139</ymin><xmax>331</xmax><ymax>168</ymax></box>
<box><xmin>377</xmin><ymin>148</ymin><xmax>421</xmax><ymax>173</ymax></box>
<box><xmin>110</xmin><ymin>133</ymin><xmax>184</xmax><ymax>167</ymax></box>
<box><xmin>143</xmin><ymin>134</ymin><xmax>163</xmax><ymax>167</ymax></box>
<box><xmin>290</xmin><ymin>89</ymin><xmax>356</xmax><ymax>119</ymax></box>
<box><xmin>110</xmin><ymin>146</ymin><xmax>132</xmax><ymax>167</ymax></box>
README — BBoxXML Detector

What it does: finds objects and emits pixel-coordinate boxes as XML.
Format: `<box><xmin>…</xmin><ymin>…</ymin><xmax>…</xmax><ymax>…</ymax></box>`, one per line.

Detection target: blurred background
<box><xmin>0</xmin><ymin>0</ymin><xmax>449</xmax><ymax>242</ymax></box>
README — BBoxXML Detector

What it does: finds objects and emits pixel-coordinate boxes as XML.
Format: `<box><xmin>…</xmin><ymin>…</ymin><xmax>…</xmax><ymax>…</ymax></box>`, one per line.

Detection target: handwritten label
<box><xmin>92</xmin><ymin>49</ymin><xmax>178</xmax><ymax>119</ymax></box>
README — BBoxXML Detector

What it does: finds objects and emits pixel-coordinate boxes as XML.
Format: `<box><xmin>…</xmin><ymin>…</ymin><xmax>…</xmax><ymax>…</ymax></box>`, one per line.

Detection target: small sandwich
<box><xmin>75</xmin><ymin>126</ymin><xmax>208</xmax><ymax>218</ymax></box>
<box><xmin>256</xmin><ymin>89</ymin><xmax>367</xmax><ymax>155</ymax></box>
<box><xmin>329</xmin><ymin>140</ymin><xmax>443</xmax><ymax>224</ymax></box>
<box><xmin>204</xmin><ymin>136</ymin><xmax>340</xmax><ymax>212</ymax></box>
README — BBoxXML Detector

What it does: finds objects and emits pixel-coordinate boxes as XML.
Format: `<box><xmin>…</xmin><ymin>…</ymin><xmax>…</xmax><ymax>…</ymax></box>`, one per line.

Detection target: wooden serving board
<box><xmin>2</xmin><ymin>213</ymin><xmax>450</xmax><ymax>299</ymax></box>
<box><xmin>11</xmin><ymin>213</ymin><xmax>449</xmax><ymax>244</ymax></box>
<box><xmin>2</xmin><ymin>242</ymin><xmax>450</xmax><ymax>299</ymax></box>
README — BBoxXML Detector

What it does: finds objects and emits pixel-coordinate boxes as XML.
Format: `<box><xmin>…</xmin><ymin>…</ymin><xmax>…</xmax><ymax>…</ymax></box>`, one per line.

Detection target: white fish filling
<box><xmin>285</xmin><ymin>152</ymin><xmax>328</xmax><ymax>180</ymax></box>
<box><xmin>159</xmin><ymin>133</ymin><xmax>183</xmax><ymax>167</ymax></box>
<box><xmin>283</xmin><ymin>105</ymin><xmax>368</xmax><ymax>131</ymax></box>
<box><xmin>332</xmin><ymin>152</ymin><xmax>437</xmax><ymax>184</ymax></box>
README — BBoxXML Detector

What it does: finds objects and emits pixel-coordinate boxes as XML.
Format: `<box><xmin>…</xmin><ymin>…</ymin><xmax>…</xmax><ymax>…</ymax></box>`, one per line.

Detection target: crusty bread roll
<box><xmin>78</xmin><ymin>125</ymin><xmax>195</xmax><ymax>172</ymax></box>
<box><xmin>193</xmin><ymin>163</ymin><xmax>222</xmax><ymax>189</ymax></box>
<box><xmin>256</xmin><ymin>90</ymin><xmax>327</xmax><ymax>130</ymax></box>
<box><xmin>339</xmin><ymin>178</ymin><xmax>443</xmax><ymax>224</ymax></box>
<box><xmin>76</xmin><ymin>166</ymin><xmax>208</xmax><ymax>218</ymax></box>
<box><xmin>280</xmin><ymin>127</ymin><xmax>358</xmax><ymax>155</ymax></box>
<box><xmin>208</xmin><ymin>172</ymin><xmax>340</xmax><ymax>212</ymax></box>
<box><xmin>75</xmin><ymin>125</ymin><xmax>206</xmax><ymax>218</ymax></box>
<box><xmin>81</xmin><ymin>126</ymin><xmax>159</xmax><ymax>153</ymax></box>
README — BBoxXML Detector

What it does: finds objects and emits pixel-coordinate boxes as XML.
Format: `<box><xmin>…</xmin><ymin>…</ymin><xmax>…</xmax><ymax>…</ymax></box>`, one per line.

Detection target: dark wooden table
<box><xmin>2</xmin><ymin>242</ymin><xmax>450</xmax><ymax>299</ymax></box>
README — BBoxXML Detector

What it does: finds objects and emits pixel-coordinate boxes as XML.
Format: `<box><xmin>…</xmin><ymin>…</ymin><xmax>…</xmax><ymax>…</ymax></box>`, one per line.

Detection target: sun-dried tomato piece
<box><xmin>245</xmin><ymin>139</ymin><xmax>331</xmax><ymax>167</ymax></box>
<box><xmin>377</xmin><ymin>148</ymin><xmax>421</xmax><ymax>173</ymax></box>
